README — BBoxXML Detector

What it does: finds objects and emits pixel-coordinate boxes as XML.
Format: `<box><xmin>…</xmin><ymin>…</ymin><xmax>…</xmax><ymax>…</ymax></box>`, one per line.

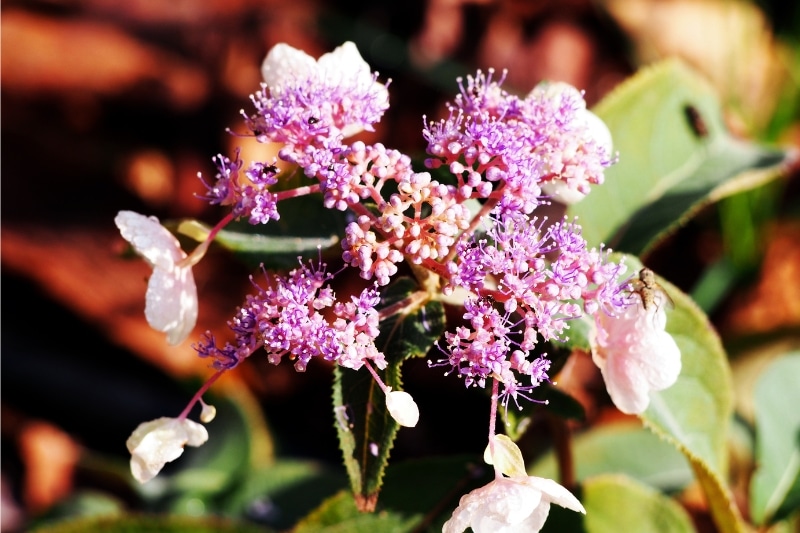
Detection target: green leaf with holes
<box><xmin>569</xmin><ymin>59</ymin><xmax>794</xmax><ymax>256</ymax></box>
<box><xmin>635</xmin><ymin>268</ymin><xmax>743</xmax><ymax>532</ymax></box>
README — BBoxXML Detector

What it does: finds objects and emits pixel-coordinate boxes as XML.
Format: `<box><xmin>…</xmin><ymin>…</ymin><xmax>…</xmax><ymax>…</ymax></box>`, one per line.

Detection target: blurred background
<box><xmin>2</xmin><ymin>0</ymin><xmax>799</xmax><ymax>531</ymax></box>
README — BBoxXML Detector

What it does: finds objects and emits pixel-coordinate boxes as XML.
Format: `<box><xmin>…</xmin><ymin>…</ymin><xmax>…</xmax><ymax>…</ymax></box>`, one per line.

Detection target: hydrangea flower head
<box><xmin>115</xmin><ymin>210</ymin><xmax>198</xmax><ymax>345</ymax></box>
<box><xmin>591</xmin><ymin>289</ymin><xmax>681</xmax><ymax>414</ymax></box>
<box><xmin>437</xmin><ymin>209</ymin><xmax>628</xmax><ymax>406</ymax></box>
<box><xmin>126</xmin><ymin>417</ymin><xmax>208</xmax><ymax>483</ymax></box>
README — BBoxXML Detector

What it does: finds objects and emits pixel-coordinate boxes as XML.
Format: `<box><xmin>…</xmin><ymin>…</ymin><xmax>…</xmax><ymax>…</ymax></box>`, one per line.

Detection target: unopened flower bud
<box><xmin>385</xmin><ymin>390</ymin><xmax>419</xmax><ymax>427</ymax></box>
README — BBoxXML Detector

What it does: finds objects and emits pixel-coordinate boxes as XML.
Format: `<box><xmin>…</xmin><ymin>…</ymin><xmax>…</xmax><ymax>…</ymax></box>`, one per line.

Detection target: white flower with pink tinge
<box><xmin>443</xmin><ymin>435</ymin><xmax>585</xmax><ymax>533</ymax></box>
<box><xmin>115</xmin><ymin>210</ymin><xmax>198</xmax><ymax>345</ymax></box>
<box><xmin>591</xmin><ymin>292</ymin><xmax>681</xmax><ymax>414</ymax></box>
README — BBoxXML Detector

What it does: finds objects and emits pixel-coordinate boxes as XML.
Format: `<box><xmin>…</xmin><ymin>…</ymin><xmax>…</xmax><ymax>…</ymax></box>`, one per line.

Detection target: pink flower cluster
<box><xmin>116</xmin><ymin>41</ymin><xmax>682</xmax><ymax>494</ymax></box>
<box><xmin>194</xmin><ymin>259</ymin><xmax>385</xmax><ymax>373</ymax></box>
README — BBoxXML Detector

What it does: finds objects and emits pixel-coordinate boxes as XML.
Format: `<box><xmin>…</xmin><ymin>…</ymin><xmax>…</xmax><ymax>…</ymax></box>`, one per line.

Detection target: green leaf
<box><xmin>293</xmin><ymin>491</ymin><xmax>417</xmax><ymax>533</ymax></box>
<box><xmin>569</xmin><ymin>59</ymin><xmax>794</xmax><ymax>255</ymax></box>
<box><xmin>637</xmin><ymin>270</ymin><xmax>744</xmax><ymax>532</ymax></box>
<box><xmin>529</xmin><ymin>422</ymin><xmax>692</xmax><ymax>492</ymax></box>
<box><xmin>295</xmin><ymin>455</ymin><xmax>492</xmax><ymax>533</ymax></box>
<box><xmin>28</xmin><ymin>491</ymin><xmax>125</xmax><ymax>530</ymax></box>
<box><xmin>178</xmin><ymin>215</ymin><xmax>341</xmax><ymax>270</ymax></box>
<box><xmin>542</xmin><ymin>474</ymin><xmax>695</xmax><ymax>533</ymax></box>
<box><xmin>216</xmin><ymin>459</ymin><xmax>347</xmax><ymax>530</ymax></box>
<box><xmin>750</xmin><ymin>352</ymin><xmax>800</xmax><ymax>525</ymax></box>
<box><xmin>333</xmin><ymin>278</ymin><xmax>445</xmax><ymax>509</ymax></box>
<box><xmin>30</xmin><ymin>514</ymin><xmax>272</xmax><ymax>533</ymax></box>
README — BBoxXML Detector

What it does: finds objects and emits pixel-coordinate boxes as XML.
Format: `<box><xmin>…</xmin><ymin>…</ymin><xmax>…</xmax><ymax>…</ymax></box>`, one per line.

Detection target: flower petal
<box><xmin>592</xmin><ymin>303</ymin><xmax>682</xmax><ymax>414</ymax></box>
<box><xmin>525</xmin><ymin>476</ymin><xmax>586</xmax><ymax>514</ymax></box>
<box><xmin>116</xmin><ymin>210</ymin><xmax>198</xmax><ymax>345</ymax></box>
<box><xmin>443</xmin><ymin>477</ymin><xmax>549</xmax><ymax>533</ymax></box>
<box><xmin>115</xmin><ymin>210</ymin><xmax>184</xmax><ymax>270</ymax></box>
<box><xmin>126</xmin><ymin>417</ymin><xmax>208</xmax><ymax>483</ymax></box>
<box><xmin>260</xmin><ymin>43</ymin><xmax>316</xmax><ymax>92</ymax></box>
<box><xmin>145</xmin><ymin>264</ymin><xmax>198</xmax><ymax>345</ymax></box>
<box><xmin>483</xmin><ymin>434</ymin><xmax>527</xmax><ymax>478</ymax></box>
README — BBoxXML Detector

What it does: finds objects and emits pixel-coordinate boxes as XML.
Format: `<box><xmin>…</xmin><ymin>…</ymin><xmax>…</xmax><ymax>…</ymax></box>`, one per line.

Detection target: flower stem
<box><xmin>178</xmin><ymin>369</ymin><xmax>226</xmax><ymax>420</ymax></box>
<box><xmin>376</xmin><ymin>290</ymin><xmax>429</xmax><ymax>322</ymax></box>
<box><xmin>180</xmin><ymin>212</ymin><xmax>235</xmax><ymax>267</ymax></box>
<box><xmin>363</xmin><ymin>360</ymin><xmax>389</xmax><ymax>393</ymax></box>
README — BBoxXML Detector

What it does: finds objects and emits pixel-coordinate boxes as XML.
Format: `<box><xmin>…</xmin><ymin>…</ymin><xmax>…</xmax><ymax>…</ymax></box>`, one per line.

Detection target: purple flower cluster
<box><xmin>423</xmin><ymin>70</ymin><xmax>614</xmax><ymax>210</ymax></box>
<box><xmin>188</xmin><ymin>41</ymin><xmax>625</xmax><ymax>404</ymax></box>
<box><xmin>195</xmin><ymin>259</ymin><xmax>385</xmax><ymax>373</ymax></box>
<box><xmin>437</xmin><ymin>209</ymin><xmax>628</xmax><ymax>402</ymax></box>
<box><xmin>198</xmin><ymin>150</ymin><xmax>280</xmax><ymax>225</ymax></box>
<box><xmin>245</xmin><ymin>42</ymin><xmax>390</xmax><ymax>168</ymax></box>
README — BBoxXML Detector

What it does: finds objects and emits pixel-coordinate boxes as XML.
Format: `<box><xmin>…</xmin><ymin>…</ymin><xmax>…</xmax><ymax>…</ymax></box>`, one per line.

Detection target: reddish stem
<box><xmin>178</xmin><ymin>369</ymin><xmax>226</xmax><ymax>420</ymax></box>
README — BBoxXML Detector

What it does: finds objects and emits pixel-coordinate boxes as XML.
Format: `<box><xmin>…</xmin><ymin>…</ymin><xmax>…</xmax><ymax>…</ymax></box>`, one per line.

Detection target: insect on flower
<box><xmin>630</xmin><ymin>267</ymin><xmax>674</xmax><ymax>312</ymax></box>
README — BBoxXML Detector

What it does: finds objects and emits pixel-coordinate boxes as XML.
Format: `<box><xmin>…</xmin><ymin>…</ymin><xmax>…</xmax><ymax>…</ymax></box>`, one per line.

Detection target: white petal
<box><xmin>592</xmin><ymin>305</ymin><xmax>682</xmax><ymax>414</ymax></box>
<box><xmin>581</xmin><ymin>109</ymin><xmax>613</xmax><ymax>156</ymax></box>
<box><xmin>261</xmin><ymin>43</ymin><xmax>317</xmax><ymax>92</ymax></box>
<box><xmin>525</xmin><ymin>476</ymin><xmax>586</xmax><ymax>514</ymax></box>
<box><xmin>443</xmin><ymin>477</ymin><xmax>545</xmax><ymax>533</ymax></box>
<box><xmin>385</xmin><ymin>390</ymin><xmax>419</xmax><ymax>427</ymax></box>
<box><xmin>200</xmin><ymin>402</ymin><xmax>217</xmax><ymax>423</ymax></box>
<box><xmin>144</xmin><ymin>264</ymin><xmax>198</xmax><ymax>345</ymax></box>
<box><xmin>526</xmin><ymin>81</ymin><xmax>584</xmax><ymax>110</ymax></box>
<box><xmin>483</xmin><ymin>434</ymin><xmax>527</xmax><ymax>478</ymax></box>
<box><xmin>115</xmin><ymin>211</ymin><xmax>184</xmax><ymax>270</ymax></box>
<box><xmin>541</xmin><ymin>180</ymin><xmax>588</xmax><ymax>205</ymax></box>
<box><xmin>317</xmin><ymin>41</ymin><xmax>371</xmax><ymax>86</ymax></box>
<box><xmin>126</xmin><ymin>417</ymin><xmax>208</xmax><ymax>483</ymax></box>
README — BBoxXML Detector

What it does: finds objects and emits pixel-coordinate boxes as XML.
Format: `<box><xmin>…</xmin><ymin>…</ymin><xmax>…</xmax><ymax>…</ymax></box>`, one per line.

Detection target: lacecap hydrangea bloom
<box><xmin>115</xmin><ymin>41</ymin><xmax>681</xmax><ymax>533</ymax></box>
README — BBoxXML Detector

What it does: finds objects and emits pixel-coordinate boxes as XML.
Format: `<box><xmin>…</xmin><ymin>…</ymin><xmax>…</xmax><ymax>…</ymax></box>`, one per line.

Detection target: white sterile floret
<box><xmin>444</xmin><ymin>435</ymin><xmax>585</xmax><ymax>532</ymax></box>
<box><xmin>385</xmin><ymin>390</ymin><xmax>419</xmax><ymax>427</ymax></box>
<box><xmin>115</xmin><ymin>211</ymin><xmax>198</xmax><ymax>345</ymax></box>
<box><xmin>260</xmin><ymin>41</ymin><xmax>389</xmax><ymax>137</ymax></box>
<box><xmin>260</xmin><ymin>43</ymin><xmax>318</xmax><ymax>95</ymax></box>
<box><xmin>529</xmin><ymin>81</ymin><xmax>614</xmax><ymax>205</ymax></box>
<box><xmin>582</xmin><ymin>108</ymin><xmax>613</xmax><ymax>156</ymax></box>
<box><xmin>591</xmin><ymin>298</ymin><xmax>682</xmax><ymax>414</ymax></box>
<box><xmin>126</xmin><ymin>417</ymin><xmax>208</xmax><ymax>483</ymax></box>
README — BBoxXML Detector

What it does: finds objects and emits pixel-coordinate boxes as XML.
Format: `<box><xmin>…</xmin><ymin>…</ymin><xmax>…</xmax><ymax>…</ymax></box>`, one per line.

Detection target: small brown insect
<box><xmin>683</xmin><ymin>105</ymin><xmax>709</xmax><ymax>138</ymax></box>
<box><xmin>631</xmin><ymin>268</ymin><xmax>674</xmax><ymax>312</ymax></box>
